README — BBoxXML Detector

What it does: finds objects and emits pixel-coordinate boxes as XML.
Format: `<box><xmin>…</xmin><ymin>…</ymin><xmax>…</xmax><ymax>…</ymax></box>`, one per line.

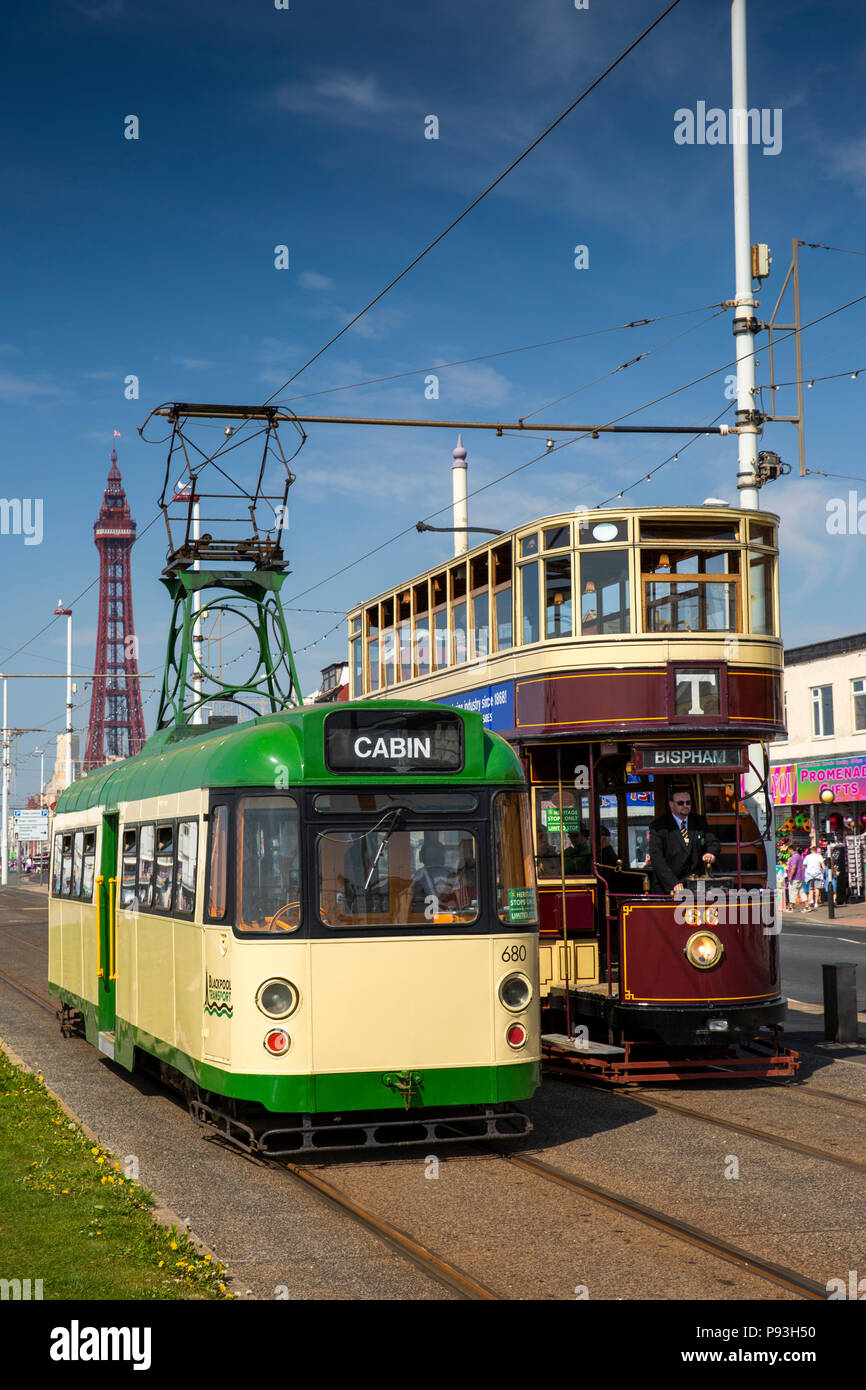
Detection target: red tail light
<box><xmin>264</xmin><ymin>1029</ymin><xmax>290</xmax><ymax>1055</ymax></box>
<box><xmin>506</xmin><ymin>1023</ymin><xmax>527</xmax><ymax>1049</ymax></box>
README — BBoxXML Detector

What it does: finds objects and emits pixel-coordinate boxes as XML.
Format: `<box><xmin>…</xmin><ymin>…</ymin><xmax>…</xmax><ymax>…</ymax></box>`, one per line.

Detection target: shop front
<box><xmin>771</xmin><ymin>754</ymin><xmax>866</xmax><ymax>897</ymax></box>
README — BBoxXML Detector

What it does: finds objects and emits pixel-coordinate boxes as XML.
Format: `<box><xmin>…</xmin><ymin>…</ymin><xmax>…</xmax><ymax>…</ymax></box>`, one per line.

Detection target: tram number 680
<box><xmin>501</xmin><ymin>944</ymin><xmax>527</xmax><ymax>963</ymax></box>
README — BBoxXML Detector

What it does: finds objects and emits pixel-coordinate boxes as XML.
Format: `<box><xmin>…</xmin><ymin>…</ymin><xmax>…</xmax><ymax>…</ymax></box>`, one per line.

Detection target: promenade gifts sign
<box><xmin>770</xmin><ymin>755</ymin><xmax>866</xmax><ymax>805</ymax></box>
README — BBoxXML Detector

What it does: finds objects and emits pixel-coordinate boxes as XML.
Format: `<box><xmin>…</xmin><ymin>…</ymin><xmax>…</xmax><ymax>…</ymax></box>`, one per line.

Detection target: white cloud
<box><xmin>298</xmin><ymin>271</ymin><xmax>335</xmax><ymax>291</ymax></box>
<box><xmin>172</xmin><ymin>357</ymin><xmax>215</xmax><ymax>370</ymax></box>
<box><xmin>0</xmin><ymin>374</ymin><xmax>69</xmax><ymax>403</ymax></box>
<box><xmin>344</xmin><ymin>307</ymin><xmax>406</xmax><ymax>341</ymax></box>
<box><xmin>268</xmin><ymin>72</ymin><xmax>396</xmax><ymax>125</ymax></box>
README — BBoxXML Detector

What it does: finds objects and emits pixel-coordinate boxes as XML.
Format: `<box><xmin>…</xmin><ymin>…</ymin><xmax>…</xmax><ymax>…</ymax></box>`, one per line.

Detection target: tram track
<box><xmin>274</xmin><ymin>1156</ymin><xmax>500</xmax><ymax>1300</ymax></box>
<box><xmin>0</xmin><ymin>926</ymin><xmax>48</xmax><ymax>955</ymax></box>
<box><xmin>500</xmin><ymin>1151</ymin><xmax>828</xmax><ymax>1301</ymax></box>
<box><xmin>0</xmin><ymin>966</ymin><xmax>56</xmax><ymax>1016</ymax></box>
<box><xmin>545</xmin><ymin>1072</ymin><xmax>866</xmax><ymax>1171</ymax></box>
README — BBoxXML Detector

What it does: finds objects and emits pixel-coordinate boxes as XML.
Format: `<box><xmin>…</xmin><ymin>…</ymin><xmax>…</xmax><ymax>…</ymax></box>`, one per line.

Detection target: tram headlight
<box><xmin>499</xmin><ymin>973</ymin><xmax>533</xmax><ymax>1012</ymax></box>
<box><xmin>684</xmin><ymin>931</ymin><xmax>724</xmax><ymax>970</ymax></box>
<box><xmin>256</xmin><ymin>978</ymin><xmax>299</xmax><ymax>1019</ymax></box>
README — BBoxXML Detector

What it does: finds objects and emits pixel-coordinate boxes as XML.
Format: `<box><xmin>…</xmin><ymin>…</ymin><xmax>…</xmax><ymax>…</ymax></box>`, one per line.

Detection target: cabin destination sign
<box><xmin>633</xmin><ymin>744</ymin><xmax>747</xmax><ymax>774</ymax></box>
<box><xmin>325</xmin><ymin>709</ymin><xmax>465</xmax><ymax>774</ymax></box>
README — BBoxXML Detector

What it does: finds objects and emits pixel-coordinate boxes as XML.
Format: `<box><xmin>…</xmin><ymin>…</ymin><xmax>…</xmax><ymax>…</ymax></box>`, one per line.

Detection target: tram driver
<box><xmin>648</xmin><ymin>786</ymin><xmax>720</xmax><ymax>897</ymax></box>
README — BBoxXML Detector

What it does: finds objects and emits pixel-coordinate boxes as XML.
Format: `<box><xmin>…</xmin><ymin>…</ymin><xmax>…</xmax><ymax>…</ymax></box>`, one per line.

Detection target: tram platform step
<box><xmin>97</xmin><ymin>1030</ymin><xmax>115</xmax><ymax>1060</ymax></box>
<box><xmin>542</xmin><ymin>1034</ymin><xmax>626</xmax><ymax>1058</ymax></box>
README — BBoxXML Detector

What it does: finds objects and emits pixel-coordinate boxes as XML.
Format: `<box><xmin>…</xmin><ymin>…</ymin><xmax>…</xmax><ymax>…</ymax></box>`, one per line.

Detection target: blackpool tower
<box><xmin>83</xmin><ymin>450</ymin><xmax>146</xmax><ymax>770</ymax></box>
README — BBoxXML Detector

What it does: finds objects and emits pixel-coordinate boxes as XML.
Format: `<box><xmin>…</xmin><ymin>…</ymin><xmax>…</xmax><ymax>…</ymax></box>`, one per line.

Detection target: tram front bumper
<box><xmin>548</xmin><ymin>989</ymin><xmax>788</xmax><ymax>1046</ymax></box>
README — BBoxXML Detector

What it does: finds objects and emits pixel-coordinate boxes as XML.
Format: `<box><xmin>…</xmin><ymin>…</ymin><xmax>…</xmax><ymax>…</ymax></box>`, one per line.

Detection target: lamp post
<box><xmin>54</xmin><ymin>602</ymin><xmax>73</xmax><ymax>788</ymax></box>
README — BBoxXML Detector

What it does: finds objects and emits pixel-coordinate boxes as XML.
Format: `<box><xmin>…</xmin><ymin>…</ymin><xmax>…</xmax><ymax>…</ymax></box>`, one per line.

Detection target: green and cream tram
<box><xmin>49</xmin><ymin>702</ymin><xmax>541</xmax><ymax>1149</ymax></box>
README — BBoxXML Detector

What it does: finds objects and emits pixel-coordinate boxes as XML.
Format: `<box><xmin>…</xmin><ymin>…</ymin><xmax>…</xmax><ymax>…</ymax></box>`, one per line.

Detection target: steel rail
<box><xmin>504</xmin><ymin>1152</ymin><xmax>827</xmax><ymax>1301</ymax></box>
<box><xmin>623</xmin><ymin>1090</ymin><xmax>866</xmax><ymax>1173</ymax></box>
<box><xmin>276</xmin><ymin>1159</ymin><xmax>501</xmax><ymax>1301</ymax></box>
<box><xmin>0</xmin><ymin>927</ymin><xmax>47</xmax><ymax>955</ymax></box>
<box><xmin>0</xmin><ymin>968</ymin><xmax>55</xmax><ymax>1015</ymax></box>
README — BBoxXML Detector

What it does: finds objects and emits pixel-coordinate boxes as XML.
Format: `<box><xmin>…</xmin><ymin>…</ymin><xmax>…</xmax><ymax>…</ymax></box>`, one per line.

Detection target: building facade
<box><xmin>770</xmin><ymin>632</ymin><xmax>866</xmax><ymax>848</ymax></box>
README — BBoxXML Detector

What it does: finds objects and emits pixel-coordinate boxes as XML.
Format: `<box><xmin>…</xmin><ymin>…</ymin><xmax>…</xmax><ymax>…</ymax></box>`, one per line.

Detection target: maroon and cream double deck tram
<box><xmin>347</xmin><ymin>505</ymin><xmax>798</xmax><ymax>1081</ymax></box>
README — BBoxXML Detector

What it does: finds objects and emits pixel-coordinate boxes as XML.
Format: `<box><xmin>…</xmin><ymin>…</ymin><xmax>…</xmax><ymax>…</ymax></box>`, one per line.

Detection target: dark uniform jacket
<box><xmin>648</xmin><ymin>812</ymin><xmax>722</xmax><ymax>895</ymax></box>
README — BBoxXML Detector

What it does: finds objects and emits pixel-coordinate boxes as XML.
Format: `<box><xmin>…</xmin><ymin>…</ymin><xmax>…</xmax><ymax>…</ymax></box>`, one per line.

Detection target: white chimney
<box><xmin>452</xmin><ymin>434</ymin><xmax>468</xmax><ymax>556</ymax></box>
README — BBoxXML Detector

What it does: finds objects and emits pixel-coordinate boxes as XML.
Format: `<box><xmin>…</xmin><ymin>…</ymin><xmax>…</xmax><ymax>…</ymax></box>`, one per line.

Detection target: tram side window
<box><xmin>61</xmin><ymin>834</ymin><xmax>74</xmax><ymax>896</ymax></box>
<box><xmin>71</xmin><ymin>831</ymin><xmax>84</xmax><ymax>897</ymax></box>
<box><xmin>52</xmin><ymin>834</ymin><xmax>64</xmax><ymax>895</ymax></box>
<box><xmin>534</xmin><ymin>787</ymin><xmax>591</xmax><ymax>878</ymax></box>
<box><xmin>174</xmin><ymin>820</ymin><xmax>198</xmax><ymax>915</ymax></box>
<box><xmin>207</xmin><ymin>805</ymin><xmax>229</xmax><ymax>920</ymax></box>
<box><xmin>155</xmin><ymin>825</ymin><xmax>175</xmax><ymax>911</ymax></box>
<box><xmin>81</xmin><ymin>830</ymin><xmax>96</xmax><ymax>901</ymax></box>
<box><xmin>493</xmin><ymin>791</ymin><xmax>539</xmax><ymax>926</ymax></box>
<box><xmin>237</xmin><ymin>796</ymin><xmax>301</xmax><ymax>933</ymax></box>
<box><xmin>120</xmin><ymin>828</ymin><xmax>138</xmax><ymax>907</ymax></box>
<box><xmin>137</xmin><ymin>824</ymin><xmax>155</xmax><ymax>909</ymax></box>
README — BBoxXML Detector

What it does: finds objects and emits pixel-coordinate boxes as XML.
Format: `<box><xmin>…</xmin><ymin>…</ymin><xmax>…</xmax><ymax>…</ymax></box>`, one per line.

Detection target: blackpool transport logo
<box><xmin>204</xmin><ymin>973</ymin><xmax>233</xmax><ymax>1019</ymax></box>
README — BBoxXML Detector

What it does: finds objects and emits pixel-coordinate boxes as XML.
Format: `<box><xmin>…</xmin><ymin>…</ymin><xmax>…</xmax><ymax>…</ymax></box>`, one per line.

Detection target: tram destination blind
<box><xmin>324</xmin><ymin>709</ymin><xmax>465</xmax><ymax>774</ymax></box>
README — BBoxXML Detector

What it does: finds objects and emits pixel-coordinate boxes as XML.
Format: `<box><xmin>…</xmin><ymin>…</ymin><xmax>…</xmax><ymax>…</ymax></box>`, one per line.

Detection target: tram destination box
<box><xmin>633</xmin><ymin>744</ymin><xmax>748</xmax><ymax>773</ymax></box>
<box><xmin>324</xmin><ymin>708</ymin><xmax>465</xmax><ymax>774</ymax></box>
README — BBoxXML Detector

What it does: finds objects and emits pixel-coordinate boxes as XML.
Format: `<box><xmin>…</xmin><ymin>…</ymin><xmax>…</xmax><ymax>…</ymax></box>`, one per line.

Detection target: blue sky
<box><xmin>2</xmin><ymin>0</ymin><xmax>865</xmax><ymax>801</ymax></box>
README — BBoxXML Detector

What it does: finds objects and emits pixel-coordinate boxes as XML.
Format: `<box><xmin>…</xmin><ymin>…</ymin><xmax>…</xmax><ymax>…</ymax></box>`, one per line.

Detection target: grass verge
<box><xmin>0</xmin><ymin>1045</ymin><xmax>231</xmax><ymax>1299</ymax></box>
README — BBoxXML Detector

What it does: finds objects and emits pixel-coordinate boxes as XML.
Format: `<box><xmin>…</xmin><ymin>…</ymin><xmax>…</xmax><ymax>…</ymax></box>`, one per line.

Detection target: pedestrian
<box><xmin>803</xmin><ymin>844</ymin><xmax>825</xmax><ymax>911</ymax></box>
<box><xmin>785</xmin><ymin>847</ymin><xmax>805</xmax><ymax>911</ymax></box>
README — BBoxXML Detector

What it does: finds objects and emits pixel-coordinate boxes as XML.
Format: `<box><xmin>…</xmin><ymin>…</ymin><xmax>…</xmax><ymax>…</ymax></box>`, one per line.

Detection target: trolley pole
<box><xmin>191</xmin><ymin>492</ymin><xmax>203</xmax><ymax>723</ymax></box>
<box><xmin>731</xmin><ymin>0</ymin><xmax>760</xmax><ymax>511</ymax></box>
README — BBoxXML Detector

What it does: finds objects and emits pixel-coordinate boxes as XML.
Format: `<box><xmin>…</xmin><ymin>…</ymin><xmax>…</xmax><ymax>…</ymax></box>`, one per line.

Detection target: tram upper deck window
<box><xmin>493</xmin><ymin>791</ymin><xmax>539</xmax><ymax>925</ymax></box>
<box><xmin>749</xmin><ymin>520</ymin><xmax>775</xmax><ymax>548</ymax></box>
<box><xmin>413</xmin><ymin>581</ymin><xmax>430</xmax><ymax>677</ymax></box>
<box><xmin>520</xmin><ymin>559</ymin><xmax>540</xmax><ymax>644</ymax></box>
<box><xmin>237</xmin><ymin>795</ymin><xmax>301</xmax><ymax>933</ymax></box>
<box><xmin>382</xmin><ymin>597</ymin><xmax>396</xmax><ymax>687</ymax></box>
<box><xmin>641</xmin><ymin>549</ymin><xmax>740</xmax><ymax>633</ymax></box>
<box><xmin>519</xmin><ymin>533</ymin><xmax>539</xmax><ymax>557</ymax></box>
<box><xmin>492</xmin><ymin>543</ymin><xmax>513</xmax><ymax>651</ymax></box>
<box><xmin>319</xmin><ymin>826</ymin><xmax>479</xmax><ymax>928</ymax></box>
<box><xmin>577</xmin><ymin>518</ymin><xmax>628</xmax><ymax>546</ymax></box>
<box><xmin>544</xmin><ymin>556</ymin><xmax>573</xmax><ymax>638</ymax></box>
<box><xmin>639</xmin><ymin>518</ymin><xmax>741</xmax><ymax>543</ymax></box>
<box><xmin>451</xmin><ymin>563</ymin><xmax>468</xmax><ymax>665</ymax></box>
<box><xmin>470</xmin><ymin>555</ymin><xmax>489</xmax><ymax>660</ymax></box>
<box><xmin>578</xmin><ymin>549</ymin><xmax>630</xmax><ymax>635</ymax></box>
<box><xmin>398</xmin><ymin>591</ymin><xmax>412</xmax><ymax>681</ymax></box>
<box><xmin>432</xmin><ymin>574</ymin><xmax>448</xmax><ymax>670</ymax></box>
<box><xmin>544</xmin><ymin>524</ymin><xmax>570</xmax><ymax>550</ymax></box>
<box><xmin>749</xmin><ymin>553</ymin><xmax>774</xmax><ymax>634</ymax></box>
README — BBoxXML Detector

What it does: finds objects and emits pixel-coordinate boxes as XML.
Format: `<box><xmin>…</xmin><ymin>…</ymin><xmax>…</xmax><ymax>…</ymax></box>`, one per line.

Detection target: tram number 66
<box><xmin>502</xmin><ymin>944</ymin><xmax>527</xmax><ymax>963</ymax></box>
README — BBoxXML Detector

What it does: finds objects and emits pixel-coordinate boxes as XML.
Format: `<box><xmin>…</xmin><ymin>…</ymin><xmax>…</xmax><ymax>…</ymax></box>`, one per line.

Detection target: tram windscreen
<box><xmin>319</xmin><ymin>827</ymin><xmax>478</xmax><ymax>928</ymax></box>
<box><xmin>236</xmin><ymin>796</ymin><xmax>301</xmax><ymax>933</ymax></box>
